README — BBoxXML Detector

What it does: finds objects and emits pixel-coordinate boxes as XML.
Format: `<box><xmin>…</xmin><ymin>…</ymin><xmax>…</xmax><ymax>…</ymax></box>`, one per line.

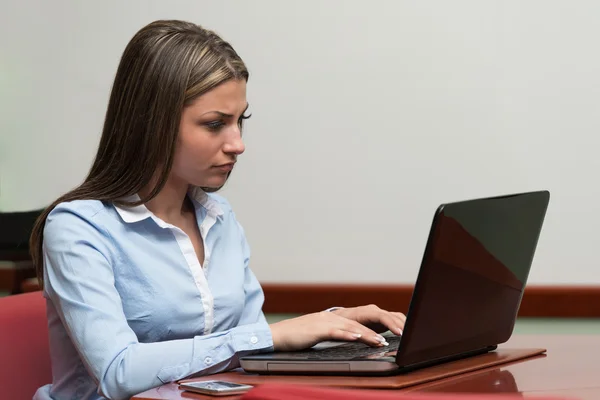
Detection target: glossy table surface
<box><xmin>132</xmin><ymin>335</ymin><xmax>600</xmax><ymax>399</ymax></box>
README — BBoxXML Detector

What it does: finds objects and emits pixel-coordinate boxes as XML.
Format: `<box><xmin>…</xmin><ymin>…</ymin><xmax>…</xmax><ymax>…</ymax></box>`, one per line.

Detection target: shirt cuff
<box><xmin>230</xmin><ymin>321</ymin><xmax>274</xmax><ymax>354</ymax></box>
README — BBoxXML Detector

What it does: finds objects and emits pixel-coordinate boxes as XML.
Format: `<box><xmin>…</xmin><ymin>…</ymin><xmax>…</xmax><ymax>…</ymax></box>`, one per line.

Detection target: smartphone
<box><xmin>179</xmin><ymin>380</ymin><xmax>254</xmax><ymax>396</ymax></box>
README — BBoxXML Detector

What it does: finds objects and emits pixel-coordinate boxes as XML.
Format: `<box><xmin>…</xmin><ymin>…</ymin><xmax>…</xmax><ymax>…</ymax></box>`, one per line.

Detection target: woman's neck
<box><xmin>140</xmin><ymin>176</ymin><xmax>191</xmax><ymax>225</ymax></box>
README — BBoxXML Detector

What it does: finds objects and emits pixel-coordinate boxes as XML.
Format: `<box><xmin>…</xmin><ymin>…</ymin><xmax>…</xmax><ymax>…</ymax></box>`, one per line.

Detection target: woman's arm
<box><xmin>232</xmin><ymin>216</ymin><xmax>406</xmax><ymax>353</ymax></box>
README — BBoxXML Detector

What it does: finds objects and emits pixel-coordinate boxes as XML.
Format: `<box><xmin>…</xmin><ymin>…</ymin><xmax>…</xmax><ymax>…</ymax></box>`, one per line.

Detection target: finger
<box><xmin>327</xmin><ymin>328</ymin><xmax>363</xmax><ymax>343</ymax></box>
<box><xmin>373</xmin><ymin>310</ymin><xmax>406</xmax><ymax>333</ymax></box>
<box><xmin>390</xmin><ymin>312</ymin><xmax>406</xmax><ymax>333</ymax></box>
<box><xmin>392</xmin><ymin>312</ymin><xmax>407</xmax><ymax>323</ymax></box>
<box><xmin>376</xmin><ymin>312</ymin><xmax>404</xmax><ymax>336</ymax></box>
<box><xmin>339</xmin><ymin>318</ymin><xmax>389</xmax><ymax>347</ymax></box>
<box><xmin>325</xmin><ymin>312</ymin><xmax>388</xmax><ymax>347</ymax></box>
<box><xmin>360</xmin><ymin>305</ymin><xmax>401</xmax><ymax>326</ymax></box>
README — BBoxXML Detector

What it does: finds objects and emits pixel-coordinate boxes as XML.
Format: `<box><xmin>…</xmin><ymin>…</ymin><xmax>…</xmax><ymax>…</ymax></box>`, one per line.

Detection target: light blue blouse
<box><xmin>33</xmin><ymin>188</ymin><xmax>274</xmax><ymax>400</ymax></box>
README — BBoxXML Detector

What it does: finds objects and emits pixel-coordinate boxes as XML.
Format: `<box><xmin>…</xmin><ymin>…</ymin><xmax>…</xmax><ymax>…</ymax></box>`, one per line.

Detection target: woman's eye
<box><xmin>205</xmin><ymin>120</ymin><xmax>225</xmax><ymax>131</ymax></box>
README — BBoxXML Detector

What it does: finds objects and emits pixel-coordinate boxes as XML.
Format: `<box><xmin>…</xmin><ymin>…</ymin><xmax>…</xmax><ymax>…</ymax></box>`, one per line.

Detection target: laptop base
<box><xmin>241</xmin><ymin>345</ymin><xmax>497</xmax><ymax>376</ymax></box>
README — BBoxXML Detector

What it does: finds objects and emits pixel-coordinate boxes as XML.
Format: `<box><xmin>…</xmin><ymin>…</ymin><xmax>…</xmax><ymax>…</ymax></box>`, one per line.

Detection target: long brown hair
<box><xmin>30</xmin><ymin>20</ymin><xmax>249</xmax><ymax>288</ymax></box>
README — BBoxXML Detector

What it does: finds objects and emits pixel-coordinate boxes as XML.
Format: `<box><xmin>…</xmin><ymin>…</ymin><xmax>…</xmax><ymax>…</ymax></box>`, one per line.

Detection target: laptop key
<box><xmin>304</xmin><ymin>335</ymin><xmax>402</xmax><ymax>360</ymax></box>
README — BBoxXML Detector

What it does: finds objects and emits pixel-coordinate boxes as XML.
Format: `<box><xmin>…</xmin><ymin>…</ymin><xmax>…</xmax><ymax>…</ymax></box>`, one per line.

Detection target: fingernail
<box><xmin>396</xmin><ymin>328</ymin><xmax>403</xmax><ymax>335</ymax></box>
<box><xmin>375</xmin><ymin>336</ymin><xmax>389</xmax><ymax>346</ymax></box>
<box><xmin>352</xmin><ymin>333</ymin><xmax>362</xmax><ymax>338</ymax></box>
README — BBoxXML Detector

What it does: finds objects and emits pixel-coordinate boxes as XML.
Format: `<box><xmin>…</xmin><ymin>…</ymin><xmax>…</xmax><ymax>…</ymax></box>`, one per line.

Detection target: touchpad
<box><xmin>267</xmin><ymin>362</ymin><xmax>351</xmax><ymax>372</ymax></box>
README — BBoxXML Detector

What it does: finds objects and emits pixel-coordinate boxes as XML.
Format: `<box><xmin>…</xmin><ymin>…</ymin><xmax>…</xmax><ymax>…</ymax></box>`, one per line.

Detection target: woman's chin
<box><xmin>195</xmin><ymin>175</ymin><xmax>229</xmax><ymax>190</ymax></box>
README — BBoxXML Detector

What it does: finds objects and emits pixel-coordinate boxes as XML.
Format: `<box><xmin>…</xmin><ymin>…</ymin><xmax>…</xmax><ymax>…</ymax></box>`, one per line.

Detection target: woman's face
<box><xmin>171</xmin><ymin>79</ymin><xmax>248</xmax><ymax>189</ymax></box>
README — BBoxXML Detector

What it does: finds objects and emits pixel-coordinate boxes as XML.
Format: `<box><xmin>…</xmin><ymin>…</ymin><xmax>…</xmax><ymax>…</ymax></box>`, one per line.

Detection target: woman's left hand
<box><xmin>331</xmin><ymin>304</ymin><xmax>406</xmax><ymax>336</ymax></box>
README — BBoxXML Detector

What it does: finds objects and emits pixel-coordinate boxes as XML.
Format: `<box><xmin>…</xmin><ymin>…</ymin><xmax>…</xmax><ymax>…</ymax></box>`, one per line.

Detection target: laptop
<box><xmin>240</xmin><ymin>190</ymin><xmax>550</xmax><ymax>375</ymax></box>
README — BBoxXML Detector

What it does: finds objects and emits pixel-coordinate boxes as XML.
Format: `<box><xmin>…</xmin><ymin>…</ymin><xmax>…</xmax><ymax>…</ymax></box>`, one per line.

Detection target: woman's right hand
<box><xmin>269</xmin><ymin>311</ymin><xmax>390</xmax><ymax>352</ymax></box>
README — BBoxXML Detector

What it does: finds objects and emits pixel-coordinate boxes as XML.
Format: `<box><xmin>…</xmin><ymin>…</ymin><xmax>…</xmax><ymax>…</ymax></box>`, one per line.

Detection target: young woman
<box><xmin>30</xmin><ymin>20</ymin><xmax>406</xmax><ymax>400</ymax></box>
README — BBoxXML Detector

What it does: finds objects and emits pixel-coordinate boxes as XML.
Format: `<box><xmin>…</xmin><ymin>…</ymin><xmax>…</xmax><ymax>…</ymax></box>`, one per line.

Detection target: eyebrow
<box><xmin>200</xmin><ymin>103</ymin><xmax>250</xmax><ymax>118</ymax></box>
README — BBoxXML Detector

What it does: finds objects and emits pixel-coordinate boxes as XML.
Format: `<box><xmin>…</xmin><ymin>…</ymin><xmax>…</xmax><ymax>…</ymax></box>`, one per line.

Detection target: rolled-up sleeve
<box><xmin>43</xmin><ymin>205</ymin><xmax>273</xmax><ymax>400</ymax></box>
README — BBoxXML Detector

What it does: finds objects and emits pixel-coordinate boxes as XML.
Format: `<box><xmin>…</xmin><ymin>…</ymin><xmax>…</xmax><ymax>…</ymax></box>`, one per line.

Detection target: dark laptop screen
<box><xmin>396</xmin><ymin>191</ymin><xmax>549</xmax><ymax>367</ymax></box>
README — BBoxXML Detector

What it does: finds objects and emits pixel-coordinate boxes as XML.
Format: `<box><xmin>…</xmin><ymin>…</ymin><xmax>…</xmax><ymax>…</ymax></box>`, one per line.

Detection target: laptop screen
<box><xmin>396</xmin><ymin>191</ymin><xmax>549</xmax><ymax>367</ymax></box>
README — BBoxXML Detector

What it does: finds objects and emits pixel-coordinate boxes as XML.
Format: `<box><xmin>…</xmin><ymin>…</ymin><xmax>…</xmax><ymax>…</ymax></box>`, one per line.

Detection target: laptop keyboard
<box><xmin>303</xmin><ymin>334</ymin><xmax>402</xmax><ymax>360</ymax></box>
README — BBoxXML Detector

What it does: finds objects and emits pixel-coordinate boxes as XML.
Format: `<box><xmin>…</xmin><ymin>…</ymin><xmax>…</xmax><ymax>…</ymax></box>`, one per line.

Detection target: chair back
<box><xmin>0</xmin><ymin>291</ymin><xmax>51</xmax><ymax>400</ymax></box>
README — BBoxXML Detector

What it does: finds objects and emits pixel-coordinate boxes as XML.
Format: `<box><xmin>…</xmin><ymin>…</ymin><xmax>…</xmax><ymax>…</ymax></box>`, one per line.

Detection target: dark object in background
<box><xmin>0</xmin><ymin>209</ymin><xmax>44</xmax><ymax>294</ymax></box>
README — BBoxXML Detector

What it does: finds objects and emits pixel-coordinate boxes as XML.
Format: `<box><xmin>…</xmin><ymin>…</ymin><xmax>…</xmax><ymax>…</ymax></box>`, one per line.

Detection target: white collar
<box><xmin>113</xmin><ymin>187</ymin><xmax>224</xmax><ymax>224</ymax></box>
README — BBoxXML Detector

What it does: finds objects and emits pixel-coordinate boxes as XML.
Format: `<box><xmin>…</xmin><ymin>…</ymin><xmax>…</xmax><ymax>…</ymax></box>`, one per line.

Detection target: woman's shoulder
<box><xmin>48</xmin><ymin>199</ymin><xmax>109</xmax><ymax>221</ymax></box>
<box><xmin>45</xmin><ymin>199</ymin><xmax>113</xmax><ymax>239</ymax></box>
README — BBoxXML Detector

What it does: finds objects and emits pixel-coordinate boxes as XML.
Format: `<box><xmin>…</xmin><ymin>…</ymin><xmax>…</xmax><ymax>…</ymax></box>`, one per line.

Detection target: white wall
<box><xmin>1</xmin><ymin>0</ymin><xmax>599</xmax><ymax>285</ymax></box>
